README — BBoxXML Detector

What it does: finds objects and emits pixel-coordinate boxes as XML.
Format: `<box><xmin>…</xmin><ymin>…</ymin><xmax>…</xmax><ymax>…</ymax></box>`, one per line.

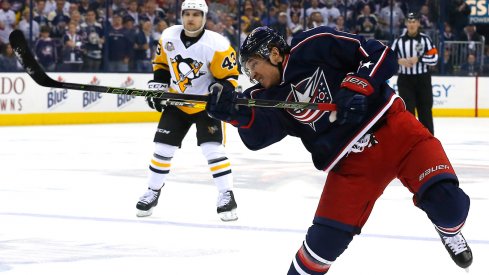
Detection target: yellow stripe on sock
<box><xmin>210</xmin><ymin>162</ymin><xmax>231</xmax><ymax>172</ymax></box>
<box><xmin>151</xmin><ymin>159</ymin><xmax>171</xmax><ymax>168</ymax></box>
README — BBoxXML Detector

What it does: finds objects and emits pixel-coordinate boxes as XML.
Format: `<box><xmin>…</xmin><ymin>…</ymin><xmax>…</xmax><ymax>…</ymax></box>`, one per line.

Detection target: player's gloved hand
<box><xmin>335</xmin><ymin>74</ymin><xmax>372</xmax><ymax>125</ymax></box>
<box><xmin>206</xmin><ymin>81</ymin><xmax>253</xmax><ymax>128</ymax></box>
<box><xmin>146</xmin><ymin>80</ymin><xmax>169</xmax><ymax>112</ymax></box>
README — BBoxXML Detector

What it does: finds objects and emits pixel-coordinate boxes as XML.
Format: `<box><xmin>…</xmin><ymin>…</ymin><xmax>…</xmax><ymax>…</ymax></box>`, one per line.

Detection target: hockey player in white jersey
<box><xmin>136</xmin><ymin>0</ymin><xmax>239</xmax><ymax>221</ymax></box>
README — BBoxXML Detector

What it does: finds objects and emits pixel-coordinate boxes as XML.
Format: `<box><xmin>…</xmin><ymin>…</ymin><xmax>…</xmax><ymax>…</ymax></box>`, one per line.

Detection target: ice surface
<box><xmin>0</xmin><ymin>118</ymin><xmax>488</xmax><ymax>275</ymax></box>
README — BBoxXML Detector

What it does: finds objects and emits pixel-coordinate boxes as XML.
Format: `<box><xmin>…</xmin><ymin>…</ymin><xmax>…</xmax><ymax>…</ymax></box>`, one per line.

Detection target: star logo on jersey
<box><xmin>170</xmin><ymin>54</ymin><xmax>206</xmax><ymax>92</ymax></box>
<box><xmin>285</xmin><ymin>68</ymin><xmax>332</xmax><ymax>130</ymax></box>
<box><xmin>361</xmin><ymin>61</ymin><xmax>374</xmax><ymax>69</ymax></box>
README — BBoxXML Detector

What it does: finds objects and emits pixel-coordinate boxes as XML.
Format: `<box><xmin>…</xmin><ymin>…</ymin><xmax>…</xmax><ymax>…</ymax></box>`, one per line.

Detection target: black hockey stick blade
<box><xmin>9</xmin><ymin>30</ymin><xmax>335</xmax><ymax>111</ymax></box>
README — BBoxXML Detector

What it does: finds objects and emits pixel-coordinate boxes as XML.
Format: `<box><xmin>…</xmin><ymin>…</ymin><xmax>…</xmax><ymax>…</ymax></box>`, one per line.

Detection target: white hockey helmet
<box><xmin>181</xmin><ymin>0</ymin><xmax>208</xmax><ymax>34</ymax></box>
<box><xmin>181</xmin><ymin>0</ymin><xmax>208</xmax><ymax>15</ymax></box>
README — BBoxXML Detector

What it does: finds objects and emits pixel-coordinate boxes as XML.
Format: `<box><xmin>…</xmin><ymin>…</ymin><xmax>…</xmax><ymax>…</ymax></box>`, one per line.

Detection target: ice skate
<box><xmin>217</xmin><ymin>190</ymin><xmax>238</xmax><ymax>221</ymax></box>
<box><xmin>136</xmin><ymin>188</ymin><xmax>161</xmax><ymax>217</ymax></box>
<box><xmin>437</xmin><ymin>231</ymin><xmax>473</xmax><ymax>270</ymax></box>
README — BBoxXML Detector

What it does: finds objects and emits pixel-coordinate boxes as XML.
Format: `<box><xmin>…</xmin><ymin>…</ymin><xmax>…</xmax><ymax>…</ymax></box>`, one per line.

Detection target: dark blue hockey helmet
<box><xmin>239</xmin><ymin>27</ymin><xmax>289</xmax><ymax>77</ymax></box>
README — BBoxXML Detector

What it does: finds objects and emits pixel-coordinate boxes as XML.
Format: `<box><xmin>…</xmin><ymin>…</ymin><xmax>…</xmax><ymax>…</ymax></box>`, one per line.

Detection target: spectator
<box><xmin>0</xmin><ymin>0</ymin><xmax>16</xmax><ymax>46</ymax></box>
<box><xmin>107</xmin><ymin>12</ymin><xmax>130</xmax><ymax>72</ymax></box>
<box><xmin>0</xmin><ymin>43</ymin><xmax>20</xmax><ymax>71</ymax></box>
<box><xmin>419</xmin><ymin>4</ymin><xmax>434</xmax><ymax>31</ymax></box>
<box><xmin>460</xmin><ymin>24</ymin><xmax>483</xmax><ymax>42</ymax></box>
<box><xmin>151</xmin><ymin>19</ymin><xmax>168</xmax><ymax>44</ymax></box>
<box><xmin>260</xmin><ymin>6</ymin><xmax>278</xmax><ymax>26</ymax></box>
<box><xmin>307</xmin><ymin>11</ymin><xmax>326</xmax><ymax>30</ymax></box>
<box><xmin>123</xmin><ymin>15</ymin><xmax>137</xmax><ymax>70</ymax></box>
<box><xmin>48</xmin><ymin>0</ymin><xmax>70</xmax><ymax>28</ymax></box>
<box><xmin>306</xmin><ymin>0</ymin><xmax>327</xmax><ymax>24</ymax></box>
<box><xmin>288</xmin><ymin>11</ymin><xmax>304</xmax><ymax>37</ymax></box>
<box><xmin>241</xmin><ymin>2</ymin><xmax>262</xmax><ymax>32</ymax></box>
<box><xmin>222</xmin><ymin>14</ymin><xmax>238</xmax><ymax>50</ymax></box>
<box><xmin>78</xmin><ymin>0</ymin><xmax>90</xmax><ymax>16</ymax></box>
<box><xmin>287</xmin><ymin>0</ymin><xmax>303</xmax><ymax>24</ymax></box>
<box><xmin>323</xmin><ymin>0</ymin><xmax>341</xmax><ymax>28</ymax></box>
<box><xmin>271</xmin><ymin>12</ymin><xmax>290</xmax><ymax>42</ymax></box>
<box><xmin>34</xmin><ymin>25</ymin><xmax>58</xmax><ymax>71</ymax></box>
<box><xmin>61</xmin><ymin>21</ymin><xmax>83</xmax><ymax>71</ymax></box>
<box><xmin>356</xmin><ymin>4</ymin><xmax>377</xmax><ymax>38</ymax></box>
<box><xmin>18</xmin><ymin>8</ymin><xmax>40</xmax><ymax>41</ymax></box>
<box><xmin>134</xmin><ymin>19</ymin><xmax>154</xmax><ymax>72</ymax></box>
<box><xmin>226</xmin><ymin>0</ymin><xmax>239</xmax><ymax>15</ymax></box>
<box><xmin>140</xmin><ymin>1</ymin><xmax>165</xmax><ymax>26</ymax></box>
<box><xmin>44</xmin><ymin>0</ymin><xmax>69</xmax><ymax>15</ymax></box>
<box><xmin>126</xmin><ymin>0</ymin><xmax>140</xmax><ymax>27</ymax></box>
<box><xmin>460</xmin><ymin>53</ymin><xmax>480</xmax><ymax>76</ymax></box>
<box><xmin>33</xmin><ymin>0</ymin><xmax>50</xmax><ymax>27</ymax></box>
<box><xmin>377</xmin><ymin>0</ymin><xmax>405</xmax><ymax>39</ymax></box>
<box><xmin>447</xmin><ymin>0</ymin><xmax>471</xmax><ymax>39</ymax></box>
<box><xmin>438</xmin><ymin>47</ymin><xmax>454</xmax><ymax>75</ymax></box>
<box><xmin>441</xmin><ymin>22</ymin><xmax>456</xmax><ymax>41</ymax></box>
<box><xmin>80</xmin><ymin>9</ymin><xmax>104</xmax><ymax>71</ymax></box>
<box><xmin>334</xmin><ymin>15</ymin><xmax>346</xmax><ymax>32</ymax></box>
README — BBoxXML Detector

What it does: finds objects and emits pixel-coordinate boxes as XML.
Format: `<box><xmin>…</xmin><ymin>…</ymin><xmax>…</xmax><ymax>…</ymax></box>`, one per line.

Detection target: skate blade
<box><xmin>219</xmin><ymin>209</ymin><xmax>238</xmax><ymax>222</ymax></box>
<box><xmin>136</xmin><ymin>208</ymin><xmax>153</xmax><ymax>217</ymax></box>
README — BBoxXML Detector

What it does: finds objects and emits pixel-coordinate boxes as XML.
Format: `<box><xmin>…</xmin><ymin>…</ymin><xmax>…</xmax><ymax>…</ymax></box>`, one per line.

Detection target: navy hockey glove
<box><xmin>206</xmin><ymin>81</ymin><xmax>254</xmax><ymax>128</ymax></box>
<box><xmin>146</xmin><ymin>80</ymin><xmax>169</xmax><ymax>112</ymax></box>
<box><xmin>335</xmin><ymin>75</ymin><xmax>372</xmax><ymax>125</ymax></box>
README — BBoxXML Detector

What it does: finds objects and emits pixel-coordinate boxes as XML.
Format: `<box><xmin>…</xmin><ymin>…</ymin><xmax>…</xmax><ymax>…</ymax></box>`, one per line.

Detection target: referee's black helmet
<box><xmin>407</xmin><ymin>12</ymin><xmax>420</xmax><ymax>20</ymax></box>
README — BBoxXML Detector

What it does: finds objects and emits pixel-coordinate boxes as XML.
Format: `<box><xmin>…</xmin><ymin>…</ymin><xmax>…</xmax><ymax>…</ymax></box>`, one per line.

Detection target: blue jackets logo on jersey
<box><xmin>286</xmin><ymin>68</ymin><xmax>332</xmax><ymax>129</ymax></box>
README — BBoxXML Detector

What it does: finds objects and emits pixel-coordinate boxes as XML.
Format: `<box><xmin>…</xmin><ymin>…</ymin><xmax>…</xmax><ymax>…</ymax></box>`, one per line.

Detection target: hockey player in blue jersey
<box><xmin>206</xmin><ymin>26</ymin><xmax>473</xmax><ymax>273</ymax></box>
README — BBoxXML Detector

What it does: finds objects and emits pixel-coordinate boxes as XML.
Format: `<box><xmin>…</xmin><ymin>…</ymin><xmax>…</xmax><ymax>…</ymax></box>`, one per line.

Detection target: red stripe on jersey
<box><xmin>369</xmin><ymin>47</ymin><xmax>389</xmax><ymax>77</ymax></box>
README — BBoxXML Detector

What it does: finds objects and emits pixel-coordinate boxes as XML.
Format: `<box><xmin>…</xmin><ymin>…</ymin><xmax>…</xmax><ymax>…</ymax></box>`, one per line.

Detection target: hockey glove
<box><xmin>206</xmin><ymin>81</ymin><xmax>253</xmax><ymax>128</ymax></box>
<box><xmin>335</xmin><ymin>75</ymin><xmax>372</xmax><ymax>125</ymax></box>
<box><xmin>146</xmin><ymin>80</ymin><xmax>169</xmax><ymax>112</ymax></box>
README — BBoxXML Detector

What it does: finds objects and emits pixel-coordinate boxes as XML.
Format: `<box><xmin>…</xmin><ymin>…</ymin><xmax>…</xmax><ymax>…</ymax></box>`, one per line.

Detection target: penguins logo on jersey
<box><xmin>286</xmin><ymin>68</ymin><xmax>332</xmax><ymax>130</ymax></box>
<box><xmin>170</xmin><ymin>54</ymin><xmax>206</xmax><ymax>92</ymax></box>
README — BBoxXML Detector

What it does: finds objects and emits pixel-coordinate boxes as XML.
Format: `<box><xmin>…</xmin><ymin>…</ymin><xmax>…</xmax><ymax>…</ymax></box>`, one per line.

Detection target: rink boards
<box><xmin>0</xmin><ymin>73</ymin><xmax>488</xmax><ymax>125</ymax></box>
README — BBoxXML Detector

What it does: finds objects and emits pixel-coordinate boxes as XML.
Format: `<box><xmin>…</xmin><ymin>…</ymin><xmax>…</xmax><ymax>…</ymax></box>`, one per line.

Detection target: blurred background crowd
<box><xmin>0</xmin><ymin>0</ymin><xmax>487</xmax><ymax>76</ymax></box>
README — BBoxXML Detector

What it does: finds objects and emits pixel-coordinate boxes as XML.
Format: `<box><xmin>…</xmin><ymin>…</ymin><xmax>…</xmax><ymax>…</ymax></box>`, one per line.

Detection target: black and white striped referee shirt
<box><xmin>391</xmin><ymin>30</ymin><xmax>438</xmax><ymax>75</ymax></box>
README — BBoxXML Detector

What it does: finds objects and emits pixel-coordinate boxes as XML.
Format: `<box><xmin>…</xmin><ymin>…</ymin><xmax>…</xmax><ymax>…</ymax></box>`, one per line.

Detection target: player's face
<box><xmin>244</xmin><ymin>57</ymin><xmax>281</xmax><ymax>88</ymax></box>
<box><xmin>182</xmin><ymin>10</ymin><xmax>204</xmax><ymax>33</ymax></box>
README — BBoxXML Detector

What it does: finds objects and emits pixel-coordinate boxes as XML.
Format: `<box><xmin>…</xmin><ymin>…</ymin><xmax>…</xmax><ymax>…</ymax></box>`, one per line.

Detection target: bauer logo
<box><xmin>419</xmin><ymin>164</ymin><xmax>450</xmax><ymax>181</ymax></box>
<box><xmin>117</xmin><ymin>94</ymin><xmax>136</xmax><ymax>108</ymax></box>
<box><xmin>82</xmin><ymin>91</ymin><xmax>103</xmax><ymax>108</ymax></box>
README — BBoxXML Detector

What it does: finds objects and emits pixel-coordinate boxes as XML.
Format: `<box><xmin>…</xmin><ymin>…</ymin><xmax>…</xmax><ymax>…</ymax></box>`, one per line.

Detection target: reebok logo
<box><xmin>419</xmin><ymin>164</ymin><xmax>450</xmax><ymax>181</ymax></box>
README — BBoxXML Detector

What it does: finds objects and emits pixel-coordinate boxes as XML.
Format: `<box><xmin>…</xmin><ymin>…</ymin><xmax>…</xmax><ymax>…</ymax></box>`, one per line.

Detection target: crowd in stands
<box><xmin>0</xmin><ymin>0</ymin><xmax>488</xmax><ymax>75</ymax></box>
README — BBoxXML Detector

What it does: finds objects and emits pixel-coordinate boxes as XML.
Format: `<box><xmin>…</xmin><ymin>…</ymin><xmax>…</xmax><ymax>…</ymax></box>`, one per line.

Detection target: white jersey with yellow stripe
<box><xmin>153</xmin><ymin>25</ymin><xmax>239</xmax><ymax>114</ymax></box>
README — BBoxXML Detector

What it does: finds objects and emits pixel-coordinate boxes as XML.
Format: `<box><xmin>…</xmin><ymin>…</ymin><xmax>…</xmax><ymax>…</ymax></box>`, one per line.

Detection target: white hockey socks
<box><xmin>200</xmin><ymin>142</ymin><xmax>233</xmax><ymax>192</ymax></box>
<box><xmin>147</xmin><ymin>142</ymin><xmax>178</xmax><ymax>190</ymax></box>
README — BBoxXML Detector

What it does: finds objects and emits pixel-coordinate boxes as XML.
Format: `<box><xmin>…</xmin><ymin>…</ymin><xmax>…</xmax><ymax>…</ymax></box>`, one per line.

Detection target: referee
<box><xmin>391</xmin><ymin>12</ymin><xmax>438</xmax><ymax>135</ymax></box>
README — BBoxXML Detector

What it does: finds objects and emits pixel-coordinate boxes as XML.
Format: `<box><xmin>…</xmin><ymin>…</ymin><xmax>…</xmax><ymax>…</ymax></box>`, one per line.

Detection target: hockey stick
<box><xmin>9</xmin><ymin>30</ymin><xmax>336</xmax><ymax>111</ymax></box>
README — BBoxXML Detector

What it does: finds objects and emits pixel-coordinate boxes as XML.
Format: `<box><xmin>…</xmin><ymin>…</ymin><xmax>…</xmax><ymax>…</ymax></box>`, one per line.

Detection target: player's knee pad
<box><xmin>288</xmin><ymin>223</ymin><xmax>353</xmax><ymax>275</ymax></box>
<box><xmin>417</xmin><ymin>180</ymin><xmax>470</xmax><ymax>229</ymax></box>
<box><xmin>200</xmin><ymin>142</ymin><xmax>226</xmax><ymax>161</ymax></box>
<box><xmin>154</xmin><ymin>142</ymin><xmax>178</xmax><ymax>158</ymax></box>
